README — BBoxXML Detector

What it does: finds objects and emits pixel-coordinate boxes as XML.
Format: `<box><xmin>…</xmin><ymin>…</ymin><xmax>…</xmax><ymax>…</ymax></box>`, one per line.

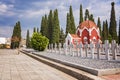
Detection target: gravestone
<box><xmin>63</xmin><ymin>43</ymin><xmax>67</xmax><ymax>55</ymax></box>
<box><xmin>90</xmin><ymin>42</ymin><xmax>95</xmax><ymax>59</ymax></box>
<box><xmin>76</xmin><ymin>42</ymin><xmax>80</xmax><ymax>56</ymax></box>
<box><xmin>79</xmin><ymin>42</ymin><xmax>83</xmax><ymax>57</ymax></box>
<box><xmin>71</xmin><ymin>43</ymin><xmax>75</xmax><ymax>56</ymax></box>
<box><xmin>48</xmin><ymin>44</ymin><xmax>51</xmax><ymax>52</ymax></box>
<box><xmin>96</xmin><ymin>41</ymin><xmax>100</xmax><ymax>59</ymax></box>
<box><xmin>51</xmin><ymin>44</ymin><xmax>53</xmax><ymax>53</ymax></box>
<box><xmin>70</xmin><ymin>43</ymin><xmax>73</xmax><ymax>56</ymax></box>
<box><xmin>59</xmin><ymin>43</ymin><xmax>61</xmax><ymax>54</ymax></box>
<box><xmin>111</xmin><ymin>40</ymin><xmax>117</xmax><ymax>60</ymax></box>
<box><xmin>104</xmin><ymin>40</ymin><xmax>110</xmax><ymax>60</ymax></box>
<box><xmin>54</xmin><ymin>43</ymin><xmax>57</xmax><ymax>53</ymax></box>
<box><xmin>84</xmin><ymin>42</ymin><xmax>88</xmax><ymax>58</ymax></box>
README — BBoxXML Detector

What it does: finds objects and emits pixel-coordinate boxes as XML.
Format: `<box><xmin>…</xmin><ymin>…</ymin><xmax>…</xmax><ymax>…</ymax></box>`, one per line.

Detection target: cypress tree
<box><xmin>69</xmin><ymin>5</ymin><xmax>76</xmax><ymax>34</ymax></box>
<box><xmin>79</xmin><ymin>4</ymin><xmax>83</xmax><ymax>24</ymax></box>
<box><xmin>40</xmin><ymin>16</ymin><xmax>45</xmax><ymax>35</ymax></box>
<box><xmin>11</xmin><ymin>21</ymin><xmax>21</xmax><ymax>49</ymax></box>
<box><xmin>26</xmin><ymin>30</ymin><xmax>30</xmax><ymax>48</ymax></box>
<box><xmin>60</xmin><ymin>28</ymin><xmax>65</xmax><ymax>48</ymax></box>
<box><xmin>44</xmin><ymin>14</ymin><xmax>48</xmax><ymax>38</ymax></box>
<box><xmin>84</xmin><ymin>9</ymin><xmax>89</xmax><ymax>20</ymax></box>
<box><xmin>66</xmin><ymin>13</ymin><xmax>71</xmax><ymax>35</ymax></box>
<box><xmin>97</xmin><ymin>17</ymin><xmax>102</xmax><ymax>37</ymax></box>
<box><xmin>105</xmin><ymin>20</ymin><xmax>109</xmax><ymax>39</ymax></box>
<box><xmin>40</xmin><ymin>15</ymin><xmax>48</xmax><ymax>37</ymax></box>
<box><xmin>37</xmin><ymin>27</ymin><xmax>39</xmax><ymax>33</ymax></box>
<box><xmin>48</xmin><ymin>10</ymin><xmax>53</xmax><ymax>43</ymax></box>
<box><xmin>118</xmin><ymin>18</ymin><xmax>120</xmax><ymax>44</ymax></box>
<box><xmin>52</xmin><ymin>9</ymin><xmax>60</xmax><ymax>44</ymax></box>
<box><xmin>89</xmin><ymin>14</ymin><xmax>94</xmax><ymax>22</ymax></box>
<box><xmin>33</xmin><ymin>27</ymin><xmax>36</xmax><ymax>33</ymax></box>
<box><xmin>109</xmin><ymin>2</ymin><xmax>117</xmax><ymax>41</ymax></box>
<box><xmin>102</xmin><ymin>21</ymin><xmax>107</xmax><ymax>42</ymax></box>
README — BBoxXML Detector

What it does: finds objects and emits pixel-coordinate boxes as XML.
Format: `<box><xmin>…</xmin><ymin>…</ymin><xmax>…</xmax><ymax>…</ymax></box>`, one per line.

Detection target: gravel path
<box><xmin>23</xmin><ymin>48</ymin><xmax>120</xmax><ymax>69</ymax></box>
<box><xmin>34</xmin><ymin>50</ymin><xmax>120</xmax><ymax>69</ymax></box>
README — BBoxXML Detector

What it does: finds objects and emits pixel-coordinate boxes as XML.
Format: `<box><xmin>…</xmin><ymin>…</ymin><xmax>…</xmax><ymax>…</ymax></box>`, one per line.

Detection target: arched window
<box><xmin>84</xmin><ymin>37</ymin><xmax>88</xmax><ymax>43</ymax></box>
<box><xmin>93</xmin><ymin>37</ymin><xmax>96</xmax><ymax>42</ymax></box>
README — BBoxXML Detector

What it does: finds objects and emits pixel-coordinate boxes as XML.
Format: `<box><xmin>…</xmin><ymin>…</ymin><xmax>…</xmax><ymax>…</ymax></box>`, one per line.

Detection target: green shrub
<box><xmin>31</xmin><ymin>32</ymin><xmax>49</xmax><ymax>51</ymax></box>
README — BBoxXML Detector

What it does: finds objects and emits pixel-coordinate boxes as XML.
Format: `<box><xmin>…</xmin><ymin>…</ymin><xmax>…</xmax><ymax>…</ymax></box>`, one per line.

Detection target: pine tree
<box><xmin>109</xmin><ymin>2</ymin><xmax>117</xmax><ymax>41</ymax></box>
<box><xmin>69</xmin><ymin>5</ymin><xmax>76</xmax><ymax>34</ymax></box>
<box><xmin>66</xmin><ymin>13</ymin><xmax>71</xmax><ymax>35</ymax></box>
<box><xmin>97</xmin><ymin>17</ymin><xmax>102</xmax><ymax>37</ymax></box>
<box><xmin>79</xmin><ymin>4</ymin><xmax>83</xmax><ymax>24</ymax></box>
<box><xmin>84</xmin><ymin>9</ymin><xmax>89</xmax><ymax>20</ymax></box>
<box><xmin>26</xmin><ymin>30</ymin><xmax>30</xmax><ymax>48</ymax></box>
<box><xmin>118</xmin><ymin>18</ymin><xmax>120</xmax><ymax>44</ymax></box>
<box><xmin>48</xmin><ymin>10</ymin><xmax>53</xmax><ymax>44</ymax></box>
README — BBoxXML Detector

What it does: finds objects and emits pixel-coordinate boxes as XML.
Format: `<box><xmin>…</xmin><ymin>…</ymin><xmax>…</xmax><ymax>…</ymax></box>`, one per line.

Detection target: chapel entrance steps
<box><xmin>20</xmin><ymin>50</ymin><xmax>105</xmax><ymax>80</ymax></box>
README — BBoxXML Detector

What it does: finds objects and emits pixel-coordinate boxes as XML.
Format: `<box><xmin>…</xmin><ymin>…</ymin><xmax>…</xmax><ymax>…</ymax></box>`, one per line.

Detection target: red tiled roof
<box><xmin>78</xmin><ymin>20</ymin><xmax>98</xmax><ymax>29</ymax></box>
<box><xmin>70</xmin><ymin>34</ymin><xmax>80</xmax><ymax>39</ymax></box>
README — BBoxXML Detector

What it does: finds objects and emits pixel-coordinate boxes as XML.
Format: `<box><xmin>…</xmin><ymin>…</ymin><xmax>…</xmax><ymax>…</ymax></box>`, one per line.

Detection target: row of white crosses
<box><xmin>48</xmin><ymin>40</ymin><xmax>119</xmax><ymax>60</ymax></box>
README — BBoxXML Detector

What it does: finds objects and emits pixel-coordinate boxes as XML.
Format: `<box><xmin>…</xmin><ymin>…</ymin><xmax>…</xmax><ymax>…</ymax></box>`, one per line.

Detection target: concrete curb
<box><xmin>32</xmin><ymin>52</ymin><xmax>120</xmax><ymax>76</ymax></box>
<box><xmin>21</xmin><ymin>50</ymin><xmax>104</xmax><ymax>80</ymax></box>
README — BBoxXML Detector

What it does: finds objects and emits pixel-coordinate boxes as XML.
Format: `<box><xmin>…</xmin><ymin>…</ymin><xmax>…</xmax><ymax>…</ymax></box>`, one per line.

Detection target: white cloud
<box><xmin>0</xmin><ymin>2</ymin><xmax>15</xmax><ymax>16</ymax></box>
<box><xmin>1</xmin><ymin>0</ymin><xmax>120</xmax><ymax>38</ymax></box>
<box><xmin>18</xmin><ymin>8</ymin><xmax>50</xmax><ymax>19</ymax></box>
<box><xmin>0</xmin><ymin>3</ymin><xmax>8</xmax><ymax>13</ymax></box>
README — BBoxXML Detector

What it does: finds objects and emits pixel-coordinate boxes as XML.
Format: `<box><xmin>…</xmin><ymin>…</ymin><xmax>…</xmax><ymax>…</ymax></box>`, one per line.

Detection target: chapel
<box><xmin>66</xmin><ymin>20</ymin><xmax>101</xmax><ymax>45</ymax></box>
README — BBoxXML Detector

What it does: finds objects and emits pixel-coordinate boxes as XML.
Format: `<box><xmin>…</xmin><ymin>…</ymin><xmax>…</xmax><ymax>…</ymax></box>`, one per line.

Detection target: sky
<box><xmin>0</xmin><ymin>0</ymin><xmax>120</xmax><ymax>38</ymax></box>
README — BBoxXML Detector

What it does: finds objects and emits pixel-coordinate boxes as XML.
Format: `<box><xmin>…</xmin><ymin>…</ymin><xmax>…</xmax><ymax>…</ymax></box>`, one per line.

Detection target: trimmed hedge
<box><xmin>31</xmin><ymin>32</ymin><xmax>49</xmax><ymax>51</ymax></box>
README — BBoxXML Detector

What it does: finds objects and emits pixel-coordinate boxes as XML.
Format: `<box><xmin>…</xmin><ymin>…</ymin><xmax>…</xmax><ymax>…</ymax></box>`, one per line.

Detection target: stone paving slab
<box><xmin>21</xmin><ymin>50</ymin><xmax>105</xmax><ymax>80</ymax></box>
<box><xmin>0</xmin><ymin>49</ymin><xmax>77</xmax><ymax>80</ymax></box>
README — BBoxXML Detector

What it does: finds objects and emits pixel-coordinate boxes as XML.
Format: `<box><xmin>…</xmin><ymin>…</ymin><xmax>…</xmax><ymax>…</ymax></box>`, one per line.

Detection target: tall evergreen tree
<box><xmin>84</xmin><ymin>9</ymin><xmax>89</xmax><ymax>20</ymax></box>
<box><xmin>52</xmin><ymin>9</ymin><xmax>60</xmax><ymax>44</ymax></box>
<box><xmin>33</xmin><ymin>27</ymin><xmax>36</xmax><ymax>33</ymax></box>
<box><xmin>105</xmin><ymin>20</ymin><xmax>109</xmax><ymax>39</ymax></box>
<box><xmin>60</xmin><ymin>28</ymin><xmax>65</xmax><ymax>48</ymax></box>
<box><xmin>11</xmin><ymin>21</ymin><xmax>21</xmax><ymax>49</ymax></box>
<box><xmin>26</xmin><ymin>30</ymin><xmax>31</xmax><ymax>48</ymax></box>
<box><xmin>102</xmin><ymin>21</ymin><xmax>107</xmax><ymax>42</ymax></box>
<box><xmin>40</xmin><ymin>15</ymin><xmax>48</xmax><ymax>37</ymax></box>
<box><xmin>79</xmin><ymin>4</ymin><xmax>83</xmax><ymax>24</ymax></box>
<box><xmin>69</xmin><ymin>5</ymin><xmax>76</xmax><ymax>34</ymax></box>
<box><xmin>40</xmin><ymin>16</ymin><xmax>45</xmax><ymax>35</ymax></box>
<box><xmin>37</xmin><ymin>27</ymin><xmax>39</xmax><ymax>33</ymax></box>
<box><xmin>44</xmin><ymin>14</ymin><xmax>48</xmax><ymax>38</ymax></box>
<box><xmin>97</xmin><ymin>17</ymin><xmax>102</xmax><ymax>37</ymax></box>
<box><xmin>118</xmin><ymin>18</ymin><xmax>120</xmax><ymax>44</ymax></box>
<box><xmin>109</xmin><ymin>2</ymin><xmax>117</xmax><ymax>41</ymax></box>
<box><xmin>89</xmin><ymin>14</ymin><xmax>94</xmax><ymax>22</ymax></box>
<box><xmin>48</xmin><ymin>10</ymin><xmax>53</xmax><ymax>43</ymax></box>
<box><xmin>66</xmin><ymin>13</ymin><xmax>71</xmax><ymax>35</ymax></box>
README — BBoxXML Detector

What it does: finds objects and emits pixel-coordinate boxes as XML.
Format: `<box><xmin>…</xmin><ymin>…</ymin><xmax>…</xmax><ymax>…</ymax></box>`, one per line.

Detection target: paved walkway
<box><xmin>0</xmin><ymin>49</ymin><xmax>77</xmax><ymax>80</ymax></box>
